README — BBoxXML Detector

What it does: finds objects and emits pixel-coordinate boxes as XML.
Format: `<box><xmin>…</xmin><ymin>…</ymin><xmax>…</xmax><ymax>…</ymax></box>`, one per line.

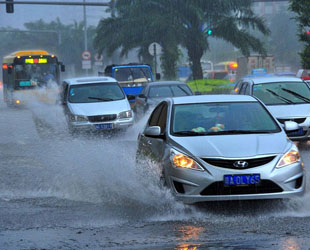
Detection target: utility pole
<box><xmin>83</xmin><ymin>0</ymin><xmax>88</xmax><ymax>75</ymax></box>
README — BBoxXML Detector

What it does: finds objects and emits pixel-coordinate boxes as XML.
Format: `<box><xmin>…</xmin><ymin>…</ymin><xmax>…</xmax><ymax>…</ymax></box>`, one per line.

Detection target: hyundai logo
<box><xmin>233</xmin><ymin>160</ymin><xmax>249</xmax><ymax>168</ymax></box>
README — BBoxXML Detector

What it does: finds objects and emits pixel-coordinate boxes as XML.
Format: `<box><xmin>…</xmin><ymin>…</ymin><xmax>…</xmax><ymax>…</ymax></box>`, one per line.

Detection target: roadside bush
<box><xmin>187</xmin><ymin>79</ymin><xmax>234</xmax><ymax>94</ymax></box>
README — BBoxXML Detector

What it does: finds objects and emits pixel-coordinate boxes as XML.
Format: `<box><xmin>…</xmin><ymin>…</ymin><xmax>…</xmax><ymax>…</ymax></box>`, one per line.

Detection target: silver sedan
<box><xmin>136</xmin><ymin>95</ymin><xmax>305</xmax><ymax>204</ymax></box>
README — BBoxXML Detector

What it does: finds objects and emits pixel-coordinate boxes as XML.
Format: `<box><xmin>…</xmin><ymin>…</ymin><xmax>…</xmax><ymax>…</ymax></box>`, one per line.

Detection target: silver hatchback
<box><xmin>136</xmin><ymin>95</ymin><xmax>305</xmax><ymax>204</ymax></box>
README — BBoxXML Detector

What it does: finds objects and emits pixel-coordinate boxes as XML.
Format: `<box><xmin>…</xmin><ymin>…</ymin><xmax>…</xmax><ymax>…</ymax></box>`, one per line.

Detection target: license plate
<box><xmin>224</xmin><ymin>174</ymin><xmax>260</xmax><ymax>186</ymax></box>
<box><xmin>95</xmin><ymin>123</ymin><xmax>113</xmax><ymax>130</ymax></box>
<box><xmin>287</xmin><ymin>127</ymin><xmax>304</xmax><ymax>136</ymax></box>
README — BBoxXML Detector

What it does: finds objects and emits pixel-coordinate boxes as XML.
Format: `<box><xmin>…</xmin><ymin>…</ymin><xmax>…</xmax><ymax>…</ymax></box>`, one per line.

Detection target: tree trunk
<box><xmin>187</xmin><ymin>40</ymin><xmax>204</xmax><ymax>80</ymax></box>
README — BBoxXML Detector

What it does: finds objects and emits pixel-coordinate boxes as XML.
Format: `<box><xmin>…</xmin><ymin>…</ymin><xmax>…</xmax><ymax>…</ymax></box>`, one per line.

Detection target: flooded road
<box><xmin>1</xmin><ymin>93</ymin><xmax>310</xmax><ymax>249</ymax></box>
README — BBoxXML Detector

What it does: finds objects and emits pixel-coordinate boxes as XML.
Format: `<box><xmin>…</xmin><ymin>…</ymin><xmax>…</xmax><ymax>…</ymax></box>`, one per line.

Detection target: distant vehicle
<box><xmin>100</xmin><ymin>63</ymin><xmax>158</xmax><ymax>107</ymax></box>
<box><xmin>296</xmin><ymin>69</ymin><xmax>310</xmax><ymax>81</ymax></box>
<box><xmin>2</xmin><ymin>50</ymin><xmax>65</xmax><ymax>106</ymax></box>
<box><xmin>136</xmin><ymin>95</ymin><xmax>304</xmax><ymax>204</ymax></box>
<box><xmin>60</xmin><ymin>76</ymin><xmax>134</xmax><ymax>134</ymax></box>
<box><xmin>206</xmin><ymin>70</ymin><xmax>229</xmax><ymax>80</ymax></box>
<box><xmin>214</xmin><ymin>61</ymin><xmax>238</xmax><ymax>74</ymax></box>
<box><xmin>133</xmin><ymin>81</ymin><xmax>193</xmax><ymax>119</ymax></box>
<box><xmin>236</xmin><ymin>55</ymin><xmax>274</xmax><ymax>80</ymax></box>
<box><xmin>234</xmin><ymin>76</ymin><xmax>310</xmax><ymax>141</ymax></box>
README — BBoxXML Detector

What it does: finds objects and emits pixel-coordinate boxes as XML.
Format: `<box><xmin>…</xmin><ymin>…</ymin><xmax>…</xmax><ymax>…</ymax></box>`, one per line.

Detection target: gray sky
<box><xmin>1</xmin><ymin>0</ymin><xmax>110</xmax><ymax>29</ymax></box>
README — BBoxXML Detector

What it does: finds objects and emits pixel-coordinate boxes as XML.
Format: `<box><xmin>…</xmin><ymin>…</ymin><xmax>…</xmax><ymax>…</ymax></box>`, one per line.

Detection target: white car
<box><xmin>60</xmin><ymin>76</ymin><xmax>134</xmax><ymax>134</ymax></box>
<box><xmin>234</xmin><ymin>76</ymin><xmax>310</xmax><ymax>141</ymax></box>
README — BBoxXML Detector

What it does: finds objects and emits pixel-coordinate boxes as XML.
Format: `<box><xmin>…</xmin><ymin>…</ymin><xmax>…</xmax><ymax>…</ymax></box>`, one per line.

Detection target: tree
<box><xmin>0</xmin><ymin>19</ymin><xmax>96</xmax><ymax>75</ymax></box>
<box><xmin>94</xmin><ymin>0</ymin><xmax>269</xmax><ymax>80</ymax></box>
<box><xmin>290</xmin><ymin>0</ymin><xmax>310</xmax><ymax>68</ymax></box>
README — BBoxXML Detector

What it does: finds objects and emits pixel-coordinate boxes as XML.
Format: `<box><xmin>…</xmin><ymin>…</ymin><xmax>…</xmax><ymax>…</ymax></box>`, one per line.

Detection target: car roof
<box><xmin>242</xmin><ymin>76</ymin><xmax>304</xmax><ymax>85</ymax></box>
<box><xmin>170</xmin><ymin>94</ymin><xmax>257</xmax><ymax>105</ymax></box>
<box><xmin>147</xmin><ymin>81</ymin><xmax>187</xmax><ymax>87</ymax></box>
<box><xmin>64</xmin><ymin>76</ymin><xmax>117</xmax><ymax>86</ymax></box>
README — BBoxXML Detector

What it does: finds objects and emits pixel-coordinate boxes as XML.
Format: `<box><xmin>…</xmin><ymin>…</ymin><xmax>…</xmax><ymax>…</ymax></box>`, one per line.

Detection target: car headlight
<box><xmin>119</xmin><ymin>110</ymin><xmax>133</xmax><ymax>119</ymax></box>
<box><xmin>170</xmin><ymin>149</ymin><xmax>204</xmax><ymax>171</ymax></box>
<box><xmin>276</xmin><ymin>145</ymin><xmax>301</xmax><ymax>168</ymax></box>
<box><xmin>70</xmin><ymin>115</ymin><xmax>88</xmax><ymax>122</ymax></box>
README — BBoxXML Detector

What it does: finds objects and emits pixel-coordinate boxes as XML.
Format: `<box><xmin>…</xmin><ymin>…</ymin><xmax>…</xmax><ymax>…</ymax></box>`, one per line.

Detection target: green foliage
<box><xmin>290</xmin><ymin>0</ymin><xmax>310</xmax><ymax>68</ymax></box>
<box><xmin>94</xmin><ymin>0</ymin><xmax>269</xmax><ymax>80</ymax></box>
<box><xmin>187</xmin><ymin>79</ymin><xmax>232</xmax><ymax>93</ymax></box>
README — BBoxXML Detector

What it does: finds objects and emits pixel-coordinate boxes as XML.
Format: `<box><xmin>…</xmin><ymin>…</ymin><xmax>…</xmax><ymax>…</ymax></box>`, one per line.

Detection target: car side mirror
<box><xmin>127</xmin><ymin>94</ymin><xmax>136</xmax><ymax>101</ymax></box>
<box><xmin>144</xmin><ymin>126</ymin><xmax>165</xmax><ymax>139</ymax></box>
<box><xmin>156</xmin><ymin>73</ymin><xmax>161</xmax><ymax>80</ymax></box>
<box><xmin>138</xmin><ymin>93</ymin><xmax>147</xmax><ymax>99</ymax></box>
<box><xmin>284</xmin><ymin>121</ymin><xmax>299</xmax><ymax>132</ymax></box>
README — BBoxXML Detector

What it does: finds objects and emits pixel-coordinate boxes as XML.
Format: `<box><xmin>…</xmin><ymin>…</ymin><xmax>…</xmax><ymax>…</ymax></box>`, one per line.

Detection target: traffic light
<box><xmin>207</xmin><ymin>29</ymin><xmax>213</xmax><ymax>35</ymax></box>
<box><xmin>6</xmin><ymin>0</ymin><xmax>14</xmax><ymax>13</ymax></box>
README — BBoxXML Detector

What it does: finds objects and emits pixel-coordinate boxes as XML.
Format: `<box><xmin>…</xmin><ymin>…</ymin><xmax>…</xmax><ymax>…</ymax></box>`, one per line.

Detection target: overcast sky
<box><xmin>1</xmin><ymin>0</ymin><xmax>110</xmax><ymax>29</ymax></box>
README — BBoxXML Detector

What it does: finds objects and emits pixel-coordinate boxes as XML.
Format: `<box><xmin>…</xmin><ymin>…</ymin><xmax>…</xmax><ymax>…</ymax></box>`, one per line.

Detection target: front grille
<box><xmin>88</xmin><ymin>114</ymin><xmax>117</xmax><ymax>122</ymax></box>
<box><xmin>202</xmin><ymin>156</ymin><xmax>276</xmax><ymax>170</ymax></box>
<box><xmin>200</xmin><ymin>180</ymin><xmax>283</xmax><ymax>196</ymax></box>
<box><xmin>277</xmin><ymin>118</ymin><xmax>306</xmax><ymax>124</ymax></box>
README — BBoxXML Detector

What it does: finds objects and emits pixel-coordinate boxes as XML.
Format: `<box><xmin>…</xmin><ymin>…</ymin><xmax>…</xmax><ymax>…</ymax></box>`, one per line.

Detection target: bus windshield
<box><xmin>14</xmin><ymin>63</ymin><xmax>57</xmax><ymax>87</ymax></box>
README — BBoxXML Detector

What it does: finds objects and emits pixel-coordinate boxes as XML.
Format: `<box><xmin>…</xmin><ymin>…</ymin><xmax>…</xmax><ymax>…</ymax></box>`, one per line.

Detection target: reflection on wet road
<box><xmin>1</xmin><ymin>95</ymin><xmax>310</xmax><ymax>249</ymax></box>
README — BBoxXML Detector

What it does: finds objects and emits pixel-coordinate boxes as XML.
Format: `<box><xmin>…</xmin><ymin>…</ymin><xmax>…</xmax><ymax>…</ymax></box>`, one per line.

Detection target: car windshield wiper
<box><xmin>88</xmin><ymin>97</ymin><xmax>114</xmax><ymax>101</ymax></box>
<box><xmin>173</xmin><ymin>131</ymin><xmax>209</xmax><ymax>136</ymax></box>
<box><xmin>214</xmin><ymin>130</ymin><xmax>274</xmax><ymax>135</ymax></box>
<box><xmin>266</xmin><ymin>89</ymin><xmax>295</xmax><ymax>104</ymax></box>
<box><xmin>281</xmin><ymin>88</ymin><xmax>310</xmax><ymax>103</ymax></box>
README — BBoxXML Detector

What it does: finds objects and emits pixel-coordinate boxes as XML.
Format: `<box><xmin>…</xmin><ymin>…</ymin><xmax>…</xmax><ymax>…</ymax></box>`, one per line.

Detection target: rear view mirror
<box><xmin>145</xmin><ymin>126</ymin><xmax>161</xmax><ymax>137</ymax></box>
<box><xmin>284</xmin><ymin>121</ymin><xmax>299</xmax><ymax>132</ymax></box>
<box><xmin>138</xmin><ymin>93</ymin><xmax>147</xmax><ymax>99</ymax></box>
<box><xmin>127</xmin><ymin>94</ymin><xmax>136</xmax><ymax>101</ymax></box>
<box><xmin>156</xmin><ymin>73</ymin><xmax>161</xmax><ymax>80</ymax></box>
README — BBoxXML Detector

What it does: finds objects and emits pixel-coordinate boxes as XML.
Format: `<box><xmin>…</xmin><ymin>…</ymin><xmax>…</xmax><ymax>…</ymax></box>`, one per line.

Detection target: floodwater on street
<box><xmin>1</xmin><ymin>89</ymin><xmax>310</xmax><ymax>249</ymax></box>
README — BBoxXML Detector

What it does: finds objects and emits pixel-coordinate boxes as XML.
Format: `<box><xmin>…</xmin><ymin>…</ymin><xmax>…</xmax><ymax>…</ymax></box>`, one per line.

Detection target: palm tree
<box><xmin>94</xmin><ymin>0</ymin><xmax>269</xmax><ymax>80</ymax></box>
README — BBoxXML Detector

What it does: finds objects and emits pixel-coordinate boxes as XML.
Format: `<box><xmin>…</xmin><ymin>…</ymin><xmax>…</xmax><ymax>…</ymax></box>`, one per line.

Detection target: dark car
<box><xmin>133</xmin><ymin>81</ymin><xmax>193</xmax><ymax>119</ymax></box>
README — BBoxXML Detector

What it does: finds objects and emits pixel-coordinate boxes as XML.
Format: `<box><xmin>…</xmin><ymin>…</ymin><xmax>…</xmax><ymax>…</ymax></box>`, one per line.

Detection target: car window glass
<box><xmin>171</xmin><ymin>85</ymin><xmax>192</xmax><ymax>96</ymax></box>
<box><xmin>149</xmin><ymin>86</ymin><xmax>173</xmax><ymax>98</ymax></box>
<box><xmin>239</xmin><ymin>83</ymin><xmax>247</xmax><ymax>94</ymax></box>
<box><xmin>149</xmin><ymin>103</ymin><xmax>164</xmax><ymax>126</ymax></box>
<box><xmin>157</xmin><ymin>103</ymin><xmax>168</xmax><ymax>133</ymax></box>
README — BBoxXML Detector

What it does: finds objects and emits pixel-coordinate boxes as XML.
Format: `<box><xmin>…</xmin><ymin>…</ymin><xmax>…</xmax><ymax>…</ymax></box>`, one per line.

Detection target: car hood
<box><xmin>68</xmin><ymin>99</ymin><xmax>130</xmax><ymax>116</ymax></box>
<box><xmin>170</xmin><ymin>133</ymin><xmax>290</xmax><ymax>158</ymax></box>
<box><xmin>267</xmin><ymin>104</ymin><xmax>310</xmax><ymax>118</ymax></box>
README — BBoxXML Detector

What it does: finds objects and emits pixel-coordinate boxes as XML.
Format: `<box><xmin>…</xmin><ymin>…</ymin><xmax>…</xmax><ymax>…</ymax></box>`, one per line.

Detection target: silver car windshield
<box><xmin>172</xmin><ymin>102</ymin><xmax>281</xmax><ymax>136</ymax></box>
<box><xmin>68</xmin><ymin>82</ymin><xmax>125</xmax><ymax>103</ymax></box>
<box><xmin>253</xmin><ymin>81</ymin><xmax>310</xmax><ymax>105</ymax></box>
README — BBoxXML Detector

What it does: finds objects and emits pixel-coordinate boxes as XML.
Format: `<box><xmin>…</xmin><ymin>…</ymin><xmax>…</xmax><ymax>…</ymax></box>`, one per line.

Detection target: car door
<box><xmin>138</xmin><ymin>102</ymin><xmax>167</xmax><ymax>163</ymax></box>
